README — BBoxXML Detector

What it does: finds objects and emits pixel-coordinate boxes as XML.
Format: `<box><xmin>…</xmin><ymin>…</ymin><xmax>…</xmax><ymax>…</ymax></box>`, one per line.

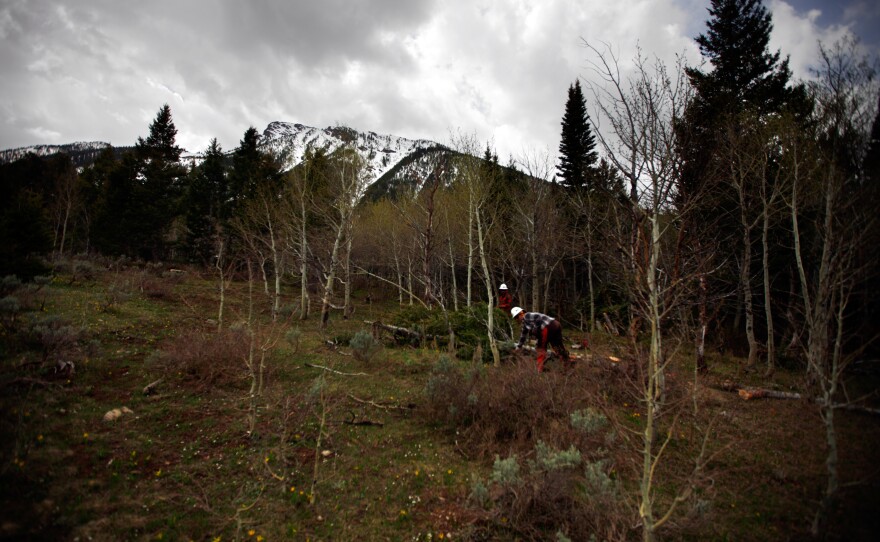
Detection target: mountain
<box><xmin>0</xmin><ymin>141</ymin><xmax>113</xmax><ymax>167</ymax></box>
<box><xmin>0</xmin><ymin>122</ymin><xmax>461</xmax><ymax>198</ymax></box>
<box><xmin>259</xmin><ymin>121</ymin><xmax>452</xmax><ymax>195</ymax></box>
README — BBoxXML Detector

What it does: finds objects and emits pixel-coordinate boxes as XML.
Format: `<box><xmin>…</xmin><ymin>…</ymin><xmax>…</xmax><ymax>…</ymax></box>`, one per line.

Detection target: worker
<box><xmin>498</xmin><ymin>283</ymin><xmax>514</xmax><ymax>313</ymax></box>
<box><xmin>511</xmin><ymin>306</ymin><xmax>572</xmax><ymax>372</ymax></box>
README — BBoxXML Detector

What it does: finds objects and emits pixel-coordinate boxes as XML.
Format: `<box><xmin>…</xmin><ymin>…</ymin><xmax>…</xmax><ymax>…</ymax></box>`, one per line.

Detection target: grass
<box><xmin>1</xmin><ymin>266</ymin><xmax>878</xmax><ymax>541</ymax></box>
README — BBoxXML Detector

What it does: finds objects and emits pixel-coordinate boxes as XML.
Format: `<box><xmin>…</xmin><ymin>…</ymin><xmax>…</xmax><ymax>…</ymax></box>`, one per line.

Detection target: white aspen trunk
<box><xmin>343</xmin><ymin>224</ymin><xmax>353</xmax><ymax>319</ymax></box>
<box><xmin>761</xmin><ymin>207</ymin><xmax>775</xmax><ymax>371</ymax></box>
<box><xmin>264</xmin><ymin>201</ymin><xmax>282</xmax><ymax>321</ymax></box>
<box><xmin>740</xmin><ymin>219</ymin><xmax>758</xmax><ymax>366</ymax></box>
<box><xmin>394</xmin><ymin>252</ymin><xmax>404</xmax><ymax>306</ymax></box>
<box><xmin>475</xmin><ymin>208</ymin><xmax>500</xmax><ymax>366</ymax></box>
<box><xmin>216</xmin><ymin>237</ymin><xmax>226</xmax><ymax>332</ymax></box>
<box><xmin>448</xmin><ymin>234</ymin><xmax>459</xmax><ymax>312</ymax></box>
<box><xmin>320</xmin><ymin>219</ymin><xmax>345</xmax><ymax>329</ymax></box>
<box><xmin>299</xmin><ymin>195</ymin><xmax>310</xmax><ymax>320</ymax></box>
<box><xmin>246</xmin><ymin>259</ymin><xmax>258</xmax><ymax>436</ymax></box>
<box><xmin>640</xmin><ymin>213</ymin><xmax>663</xmax><ymax>542</ymax></box>
<box><xmin>59</xmin><ymin>199</ymin><xmax>71</xmax><ymax>257</ymax></box>
<box><xmin>587</xmin><ymin>244</ymin><xmax>595</xmax><ymax>332</ymax></box>
<box><xmin>466</xmin><ymin>200</ymin><xmax>474</xmax><ymax>307</ymax></box>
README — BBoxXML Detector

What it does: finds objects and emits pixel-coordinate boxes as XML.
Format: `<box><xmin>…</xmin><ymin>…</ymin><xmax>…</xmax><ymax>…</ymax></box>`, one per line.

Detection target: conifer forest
<box><xmin>1</xmin><ymin>1</ymin><xmax>879</xmax><ymax>540</ymax></box>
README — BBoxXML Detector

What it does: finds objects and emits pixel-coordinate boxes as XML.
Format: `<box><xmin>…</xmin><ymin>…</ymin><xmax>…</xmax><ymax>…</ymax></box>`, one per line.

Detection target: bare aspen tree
<box><xmin>51</xmin><ymin>159</ymin><xmax>78</xmax><ymax>257</ymax></box>
<box><xmin>285</xmin><ymin>148</ymin><xmax>327</xmax><ymax>321</ymax></box>
<box><xmin>452</xmin><ymin>133</ymin><xmax>502</xmax><ymax>365</ymax></box>
<box><xmin>512</xmin><ymin>149</ymin><xmax>557</xmax><ymax>312</ymax></box>
<box><xmin>319</xmin><ymin>145</ymin><xmax>368</xmax><ymax>329</ymax></box>
<box><xmin>585</xmin><ymin>42</ymin><xmax>706</xmax><ymax>542</ymax></box>
<box><xmin>718</xmin><ymin>116</ymin><xmax>769</xmax><ymax>367</ymax></box>
<box><xmin>787</xmin><ymin>37</ymin><xmax>878</xmax><ymax>537</ymax></box>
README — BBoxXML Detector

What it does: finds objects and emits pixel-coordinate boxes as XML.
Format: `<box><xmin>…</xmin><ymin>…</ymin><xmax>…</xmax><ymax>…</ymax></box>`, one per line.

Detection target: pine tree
<box><xmin>678</xmin><ymin>0</ymin><xmax>808</xmax><ymax>204</ymax></box>
<box><xmin>228</xmin><ymin>127</ymin><xmax>282</xmax><ymax>220</ymax></box>
<box><xmin>676</xmin><ymin>0</ymin><xmax>809</xmax><ymax>371</ymax></box>
<box><xmin>184</xmin><ymin>138</ymin><xmax>227</xmax><ymax>262</ymax></box>
<box><xmin>135</xmin><ymin>104</ymin><xmax>186</xmax><ymax>259</ymax></box>
<box><xmin>557</xmin><ymin>80</ymin><xmax>599</xmax><ymax>191</ymax></box>
<box><xmin>137</xmin><ymin>104</ymin><xmax>183</xmax><ymax>163</ymax></box>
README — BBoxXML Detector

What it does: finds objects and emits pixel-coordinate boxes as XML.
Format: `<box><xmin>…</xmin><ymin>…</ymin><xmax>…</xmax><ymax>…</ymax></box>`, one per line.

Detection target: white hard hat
<box><xmin>499</xmin><ymin>283</ymin><xmax>508</xmax><ymax>290</ymax></box>
<box><xmin>511</xmin><ymin>306</ymin><xmax>523</xmax><ymax>318</ymax></box>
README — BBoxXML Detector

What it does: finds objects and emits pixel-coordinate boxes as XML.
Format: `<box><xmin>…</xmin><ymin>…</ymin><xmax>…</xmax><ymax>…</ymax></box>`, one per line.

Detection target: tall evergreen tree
<box><xmin>228</xmin><ymin>126</ymin><xmax>282</xmax><ymax>220</ymax></box>
<box><xmin>0</xmin><ymin>154</ymin><xmax>54</xmax><ymax>278</ymax></box>
<box><xmin>184</xmin><ymin>138</ymin><xmax>227</xmax><ymax>262</ymax></box>
<box><xmin>676</xmin><ymin>0</ymin><xmax>809</xmax><ymax>370</ymax></box>
<box><xmin>678</xmin><ymin>0</ymin><xmax>807</xmax><ymax>205</ymax></box>
<box><xmin>93</xmin><ymin>104</ymin><xmax>186</xmax><ymax>259</ymax></box>
<box><xmin>557</xmin><ymin>80</ymin><xmax>599</xmax><ymax>191</ymax></box>
<box><xmin>135</xmin><ymin>104</ymin><xmax>186</xmax><ymax>259</ymax></box>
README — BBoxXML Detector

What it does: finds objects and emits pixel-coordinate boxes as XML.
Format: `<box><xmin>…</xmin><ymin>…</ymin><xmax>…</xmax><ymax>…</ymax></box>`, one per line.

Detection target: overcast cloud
<box><xmin>1</xmin><ymin>0</ymin><xmax>877</xmax><ymax>161</ymax></box>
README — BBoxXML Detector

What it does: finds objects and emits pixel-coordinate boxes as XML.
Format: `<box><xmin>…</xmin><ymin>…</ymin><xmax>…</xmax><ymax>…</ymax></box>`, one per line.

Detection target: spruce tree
<box><xmin>135</xmin><ymin>104</ymin><xmax>186</xmax><ymax>259</ymax></box>
<box><xmin>184</xmin><ymin>138</ymin><xmax>227</xmax><ymax>262</ymax></box>
<box><xmin>678</xmin><ymin>0</ymin><xmax>807</xmax><ymax>204</ymax></box>
<box><xmin>676</xmin><ymin>0</ymin><xmax>809</xmax><ymax>370</ymax></box>
<box><xmin>557</xmin><ymin>80</ymin><xmax>598</xmax><ymax>191</ymax></box>
<box><xmin>228</xmin><ymin>126</ymin><xmax>282</xmax><ymax>220</ymax></box>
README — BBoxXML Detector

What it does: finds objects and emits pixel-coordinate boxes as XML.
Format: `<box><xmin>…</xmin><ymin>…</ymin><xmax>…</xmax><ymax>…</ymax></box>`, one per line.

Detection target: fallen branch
<box><xmin>304</xmin><ymin>363</ymin><xmax>367</xmax><ymax>376</ymax></box>
<box><xmin>342</xmin><ymin>411</ymin><xmax>385</xmax><ymax>427</ymax></box>
<box><xmin>143</xmin><ymin>378</ymin><xmax>163</xmax><ymax>395</ymax></box>
<box><xmin>717</xmin><ymin>380</ymin><xmax>880</xmax><ymax>416</ymax></box>
<box><xmin>364</xmin><ymin>320</ymin><xmax>439</xmax><ymax>342</ymax></box>
<box><xmin>719</xmin><ymin>380</ymin><xmax>802</xmax><ymax>401</ymax></box>
<box><xmin>348</xmin><ymin>393</ymin><xmax>416</xmax><ymax>412</ymax></box>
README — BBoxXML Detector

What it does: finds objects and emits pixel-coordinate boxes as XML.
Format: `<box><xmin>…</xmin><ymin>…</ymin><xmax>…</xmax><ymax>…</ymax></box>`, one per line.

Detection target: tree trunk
<box><xmin>475</xmin><ymin>206</ymin><xmax>500</xmax><ymax>366</ymax></box>
<box><xmin>320</xmin><ymin>219</ymin><xmax>345</xmax><ymax>329</ymax></box>
<box><xmin>299</xmin><ymin>195</ymin><xmax>310</xmax><ymax>320</ymax></box>
<box><xmin>216</xmin><ymin>237</ymin><xmax>226</xmax><ymax>332</ymax></box>
<box><xmin>343</xmin><ymin>225</ymin><xmax>353</xmax><ymax>319</ymax></box>
<box><xmin>762</xmin><ymin>204</ymin><xmax>775</xmax><ymax>372</ymax></box>
<box><xmin>740</xmin><ymin>227</ymin><xmax>758</xmax><ymax>366</ymax></box>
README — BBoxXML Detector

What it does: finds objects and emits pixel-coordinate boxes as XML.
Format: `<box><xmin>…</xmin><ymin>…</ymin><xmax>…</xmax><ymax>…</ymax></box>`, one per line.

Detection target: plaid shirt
<box><xmin>516</xmin><ymin>312</ymin><xmax>555</xmax><ymax>348</ymax></box>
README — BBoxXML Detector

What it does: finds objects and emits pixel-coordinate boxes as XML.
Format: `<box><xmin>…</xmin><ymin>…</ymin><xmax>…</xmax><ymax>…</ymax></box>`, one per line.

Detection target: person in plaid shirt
<box><xmin>511</xmin><ymin>306</ymin><xmax>572</xmax><ymax>372</ymax></box>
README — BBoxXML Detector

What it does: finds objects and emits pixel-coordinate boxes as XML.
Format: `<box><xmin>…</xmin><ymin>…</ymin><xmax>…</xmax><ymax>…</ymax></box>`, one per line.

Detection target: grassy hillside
<box><xmin>1</xmin><ymin>260</ymin><xmax>878</xmax><ymax>541</ymax></box>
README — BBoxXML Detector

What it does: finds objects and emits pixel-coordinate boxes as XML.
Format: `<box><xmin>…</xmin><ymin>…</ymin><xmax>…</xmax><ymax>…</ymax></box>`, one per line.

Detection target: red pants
<box><xmin>535</xmin><ymin>320</ymin><xmax>571</xmax><ymax>372</ymax></box>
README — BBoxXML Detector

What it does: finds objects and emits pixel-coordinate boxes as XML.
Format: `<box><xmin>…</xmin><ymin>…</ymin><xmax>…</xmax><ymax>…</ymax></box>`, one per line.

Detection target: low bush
<box><xmin>151</xmin><ymin>329</ymin><xmax>251</xmax><ymax>391</ymax></box>
<box><xmin>349</xmin><ymin>329</ymin><xmax>381</xmax><ymax>363</ymax></box>
<box><xmin>476</xmin><ymin>443</ymin><xmax>630</xmax><ymax>541</ymax></box>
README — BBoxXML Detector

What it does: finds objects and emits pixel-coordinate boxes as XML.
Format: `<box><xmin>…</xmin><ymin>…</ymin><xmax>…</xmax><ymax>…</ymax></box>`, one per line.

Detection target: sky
<box><xmin>1</xmin><ymin>0</ymin><xmax>877</xmax><ymax>161</ymax></box>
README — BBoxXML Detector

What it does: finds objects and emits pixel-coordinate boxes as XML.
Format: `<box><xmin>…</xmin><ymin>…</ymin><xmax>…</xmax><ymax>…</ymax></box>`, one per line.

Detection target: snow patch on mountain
<box><xmin>0</xmin><ymin>141</ymin><xmax>111</xmax><ymax>164</ymax></box>
<box><xmin>259</xmin><ymin>121</ymin><xmax>444</xmax><ymax>183</ymax></box>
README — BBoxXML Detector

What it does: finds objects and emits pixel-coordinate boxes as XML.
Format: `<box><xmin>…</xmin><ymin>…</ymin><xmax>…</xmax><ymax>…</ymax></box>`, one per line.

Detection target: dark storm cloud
<box><xmin>0</xmin><ymin>1</ymin><xmax>876</xmax><ymax>159</ymax></box>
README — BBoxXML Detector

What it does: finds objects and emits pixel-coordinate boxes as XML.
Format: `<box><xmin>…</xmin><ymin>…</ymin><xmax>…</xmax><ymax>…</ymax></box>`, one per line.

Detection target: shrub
<box><xmin>139</xmin><ymin>273</ymin><xmax>173</xmax><ymax>299</ymax></box>
<box><xmin>531</xmin><ymin>441</ymin><xmax>582</xmax><ymax>472</ymax></box>
<box><xmin>583</xmin><ymin>459</ymin><xmax>618</xmax><ymax>502</ymax></box>
<box><xmin>349</xmin><ymin>329</ymin><xmax>381</xmax><ymax>363</ymax></box>
<box><xmin>0</xmin><ymin>296</ymin><xmax>21</xmax><ymax>329</ymax></box>
<box><xmin>29</xmin><ymin>315</ymin><xmax>84</xmax><ymax>363</ymax></box>
<box><xmin>490</xmin><ymin>455</ymin><xmax>522</xmax><ymax>486</ymax></box>
<box><xmin>0</xmin><ymin>275</ymin><xmax>22</xmax><ymax>296</ymax></box>
<box><xmin>424</xmin><ymin>355</ymin><xmax>480</xmax><ymax>425</ymax></box>
<box><xmin>151</xmin><ymin>329</ymin><xmax>250</xmax><ymax>391</ymax></box>
<box><xmin>476</xmin><ymin>441</ymin><xmax>630</xmax><ymax>541</ymax></box>
<box><xmin>469</xmin><ymin>479</ymin><xmax>491</xmax><ymax>509</ymax></box>
<box><xmin>570</xmin><ymin>408</ymin><xmax>608</xmax><ymax>435</ymax></box>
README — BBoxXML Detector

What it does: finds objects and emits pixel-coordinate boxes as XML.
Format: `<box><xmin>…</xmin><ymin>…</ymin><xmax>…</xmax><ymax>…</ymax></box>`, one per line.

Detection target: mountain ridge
<box><xmin>0</xmin><ymin>122</ymin><xmax>456</xmax><ymax>197</ymax></box>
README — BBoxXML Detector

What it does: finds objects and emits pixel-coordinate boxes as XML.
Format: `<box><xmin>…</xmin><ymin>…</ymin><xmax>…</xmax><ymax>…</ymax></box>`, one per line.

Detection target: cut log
<box><xmin>737</xmin><ymin>388</ymin><xmax>802</xmax><ymax>401</ymax></box>
<box><xmin>365</xmin><ymin>320</ymin><xmax>427</xmax><ymax>340</ymax></box>
<box><xmin>304</xmin><ymin>363</ymin><xmax>367</xmax><ymax>376</ymax></box>
<box><xmin>719</xmin><ymin>380</ymin><xmax>801</xmax><ymax>401</ymax></box>
<box><xmin>143</xmin><ymin>378</ymin><xmax>163</xmax><ymax>395</ymax></box>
